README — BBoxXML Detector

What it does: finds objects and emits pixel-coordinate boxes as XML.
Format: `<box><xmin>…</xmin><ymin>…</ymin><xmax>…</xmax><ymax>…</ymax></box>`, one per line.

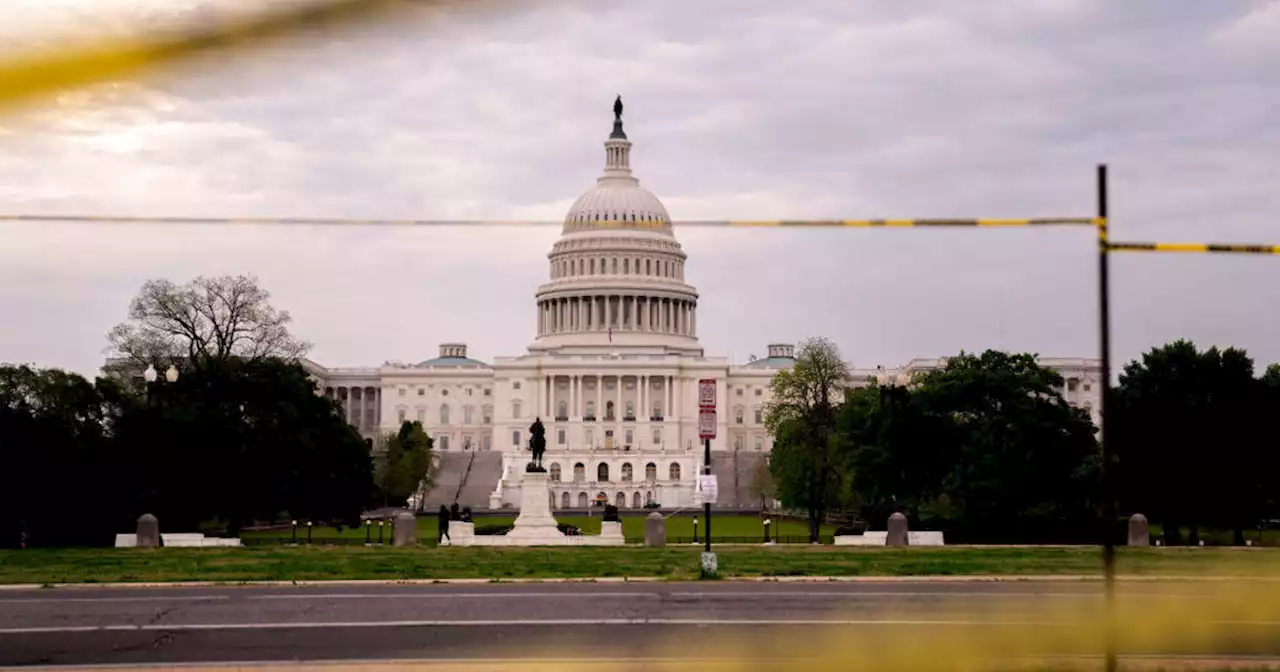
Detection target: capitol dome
<box><xmin>532</xmin><ymin>97</ymin><xmax>701</xmax><ymax>355</ymax></box>
<box><xmin>561</xmin><ymin>96</ymin><xmax>673</xmax><ymax>236</ymax></box>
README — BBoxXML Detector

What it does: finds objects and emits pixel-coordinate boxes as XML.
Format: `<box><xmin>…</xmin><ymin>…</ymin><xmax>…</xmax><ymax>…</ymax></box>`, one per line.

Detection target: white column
<box><xmin>546</xmin><ymin>375</ymin><xmax>552</xmax><ymax>417</ymax></box>
<box><xmin>616</xmin><ymin>374</ymin><xmax>623</xmax><ymax>420</ymax></box>
<box><xmin>640</xmin><ymin>375</ymin><xmax>648</xmax><ymax>420</ymax></box>
<box><xmin>691</xmin><ymin>303</ymin><xmax>696</xmax><ymax>337</ymax></box>
<box><xmin>596</xmin><ymin>375</ymin><xmax>603</xmax><ymax>419</ymax></box>
<box><xmin>571</xmin><ymin>375</ymin><xmax>578</xmax><ymax>419</ymax></box>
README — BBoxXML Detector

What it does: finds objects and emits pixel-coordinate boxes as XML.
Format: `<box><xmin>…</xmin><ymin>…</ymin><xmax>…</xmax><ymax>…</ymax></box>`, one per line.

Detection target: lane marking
<box><xmin>0</xmin><ymin>596</ymin><xmax>231</xmax><ymax>604</ymax></box>
<box><xmin>0</xmin><ymin>618</ymin><xmax>1077</xmax><ymax>634</ymax></box>
<box><xmin>0</xmin><ymin>590</ymin><xmax>1218</xmax><ymax>604</ymax></box>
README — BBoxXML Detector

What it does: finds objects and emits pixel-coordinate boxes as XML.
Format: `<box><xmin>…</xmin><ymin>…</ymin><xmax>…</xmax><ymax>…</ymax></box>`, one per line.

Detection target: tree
<box><xmin>910</xmin><ymin>351</ymin><xmax>1099</xmax><ymax>534</ymax></box>
<box><xmin>376</xmin><ymin>421</ymin><xmax>434</xmax><ymax>509</ymax></box>
<box><xmin>836</xmin><ymin>351</ymin><xmax>1100</xmax><ymax>541</ymax></box>
<box><xmin>765</xmin><ymin>337</ymin><xmax>851</xmax><ymax>541</ymax></box>
<box><xmin>1113</xmin><ymin>340</ymin><xmax>1264</xmax><ymax>545</ymax></box>
<box><xmin>106</xmin><ymin>275</ymin><xmax>310</xmax><ymax>376</ymax></box>
<box><xmin>0</xmin><ymin>365</ymin><xmax>129</xmax><ymax>547</ymax></box>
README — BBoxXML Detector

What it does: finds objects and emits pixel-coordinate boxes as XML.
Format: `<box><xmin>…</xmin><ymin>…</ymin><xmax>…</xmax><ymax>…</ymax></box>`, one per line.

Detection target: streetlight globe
<box><xmin>143</xmin><ymin>365</ymin><xmax>157</xmax><ymax>383</ymax></box>
<box><xmin>165</xmin><ymin>365</ymin><xmax>179</xmax><ymax>383</ymax></box>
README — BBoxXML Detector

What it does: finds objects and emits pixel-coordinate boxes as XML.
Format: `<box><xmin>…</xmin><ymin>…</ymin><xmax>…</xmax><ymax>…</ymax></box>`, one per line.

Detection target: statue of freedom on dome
<box><xmin>614</xmin><ymin>95</ymin><xmax>623</xmax><ymax>120</ymax></box>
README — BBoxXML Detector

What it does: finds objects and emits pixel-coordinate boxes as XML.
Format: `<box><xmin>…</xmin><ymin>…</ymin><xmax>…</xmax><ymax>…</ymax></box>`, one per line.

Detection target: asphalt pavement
<box><xmin>0</xmin><ymin>581</ymin><xmax>1276</xmax><ymax>667</ymax></box>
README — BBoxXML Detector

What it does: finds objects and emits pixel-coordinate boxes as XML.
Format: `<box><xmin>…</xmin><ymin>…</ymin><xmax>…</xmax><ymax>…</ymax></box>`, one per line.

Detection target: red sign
<box><xmin>698</xmin><ymin>378</ymin><xmax>716</xmax><ymax>408</ymax></box>
<box><xmin>698</xmin><ymin>409</ymin><xmax>717</xmax><ymax>439</ymax></box>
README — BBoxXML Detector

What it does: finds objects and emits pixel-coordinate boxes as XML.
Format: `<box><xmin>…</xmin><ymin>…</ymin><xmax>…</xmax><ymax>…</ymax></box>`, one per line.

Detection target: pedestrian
<box><xmin>438</xmin><ymin>505</ymin><xmax>451</xmax><ymax>544</ymax></box>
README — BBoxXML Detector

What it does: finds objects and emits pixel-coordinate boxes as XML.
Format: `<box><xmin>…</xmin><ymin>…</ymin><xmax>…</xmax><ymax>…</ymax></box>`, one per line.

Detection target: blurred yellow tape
<box><xmin>0</xmin><ymin>0</ymin><xmax>451</xmax><ymax>113</ymax></box>
<box><xmin>1110</xmin><ymin>241</ymin><xmax>1280</xmax><ymax>255</ymax></box>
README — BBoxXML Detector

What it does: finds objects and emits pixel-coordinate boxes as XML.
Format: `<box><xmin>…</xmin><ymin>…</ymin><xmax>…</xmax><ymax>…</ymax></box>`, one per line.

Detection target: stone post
<box><xmin>886</xmin><ymin>512</ymin><xmax>909</xmax><ymax>547</ymax></box>
<box><xmin>644</xmin><ymin>512</ymin><xmax>666</xmax><ymax>548</ymax></box>
<box><xmin>393</xmin><ymin>511</ymin><xmax>416</xmax><ymax>546</ymax></box>
<box><xmin>1127</xmin><ymin>513</ymin><xmax>1150</xmax><ymax>547</ymax></box>
<box><xmin>136</xmin><ymin>514</ymin><xmax>159</xmax><ymax>548</ymax></box>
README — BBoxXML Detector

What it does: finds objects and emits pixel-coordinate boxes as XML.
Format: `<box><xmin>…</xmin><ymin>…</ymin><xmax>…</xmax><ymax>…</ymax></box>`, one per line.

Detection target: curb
<box><xmin>2</xmin><ymin>574</ymin><xmax>1277</xmax><ymax>591</ymax></box>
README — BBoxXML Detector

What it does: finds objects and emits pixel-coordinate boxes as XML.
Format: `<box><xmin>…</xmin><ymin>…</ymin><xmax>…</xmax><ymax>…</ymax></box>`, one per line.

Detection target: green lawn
<box><xmin>243</xmin><ymin>513</ymin><xmax>831</xmax><ymax>545</ymax></box>
<box><xmin>1</xmin><ymin>546</ymin><xmax>1277</xmax><ymax>585</ymax></box>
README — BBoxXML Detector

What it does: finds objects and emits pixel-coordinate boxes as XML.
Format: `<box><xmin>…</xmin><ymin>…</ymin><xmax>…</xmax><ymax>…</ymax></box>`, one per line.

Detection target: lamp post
<box><xmin>307</xmin><ymin>520</ymin><xmax>313</xmax><ymax>544</ymax></box>
<box><xmin>142</xmin><ymin>364</ymin><xmax>180</xmax><ymax>407</ymax></box>
<box><xmin>763</xmin><ymin>518</ymin><xmax>771</xmax><ymax>544</ymax></box>
<box><xmin>291</xmin><ymin>520</ymin><xmax>297</xmax><ymax>545</ymax></box>
<box><xmin>365</xmin><ymin>519</ymin><xmax>372</xmax><ymax>545</ymax></box>
<box><xmin>693</xmin><ymin>516</ymin><xmax>699</xmax><ymax>544</ymax></box>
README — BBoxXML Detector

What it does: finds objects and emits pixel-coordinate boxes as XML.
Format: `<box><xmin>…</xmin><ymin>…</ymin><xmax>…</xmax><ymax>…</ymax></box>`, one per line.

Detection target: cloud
<box><xmin>0</xmin><ymin>0</ymin><xmax>1277</xmax><ymax>377</ymax></box>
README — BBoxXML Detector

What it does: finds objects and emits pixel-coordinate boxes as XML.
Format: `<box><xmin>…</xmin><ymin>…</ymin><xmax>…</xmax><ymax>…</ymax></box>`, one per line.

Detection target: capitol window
<box><xmin>484</xmin><ymin>388</ymin><xmax>491</xmax><ymax>396</ymax></box>
<box><xmin>755</xmin><ymin>389</ymin><xmax>762</xmax><ymax>396</ymax></box>
<box><xmin>621</xmin><ymin>463</ymin><xmax>633</xmax><ymax>482</ymax></box>
<box><xmin>645</xmin><ymin>462</ymin><xmax>657</xmax><ymax>481</ymax></box>
<box><xmin>398</xmin><ymin>388</ymin><xmax>405</xmax><ymax>397</ymax></box>
<box><xmin>416</xmin><ymin>409</ymin><xmax>424</xmax><ymax>422</ymax></box>
<box><xmin>512</xmin><ymin>401</ymin><xmax>522</xmax><ymax>418</ymax></box>
<box><xmin>652</xmin><ymin>428</ymin><xmax>661</xmax><ymax>445</ymax></box>
<box><xmin>397</xmin><ymin>409</ymin><xmax>406</xmax><ymax>423</ymax></box>
<box><xmin>513</xmin><ymin>430</ymin><xmax>521</xmax><ymax>446</ymax></box>
<box><xmin>574</xmin><ymin>463</ymin><xmax>585</xmax><ymax>481</ymax></box>
<box><xmin>464</xmin><ymin>406</ymin><xmax>474</xmax><ymax>425</ymax></box>
<box><xmin>440</xmin><ymin>405</ymin><xmax>450</xmax><ymax>424</ymax></box>
<box><xmin>441</xmin><ymin>388</ymin><xmax>449</xmax><ymax>396</ymax></box>
<box><xmin>557</xmin><ymin>429</ymin><xmax>566</xmax><ymax>445</ymax></box>
<box><xmin>612</xmin><ymin>258</ymin><xmax>618</xmax><ymax>274</ymax></box>
<box><xmin>624</xmin><ymin>429</ymin><xmax>633</xmax><ymax>445</ymax></box>
<box><xmin>669</xmin><ymin>463</ymin><xmax>681</xmax><ymax>480</ymax></box>
<box><xmin>417</xmin><ymin>388</ymin><xmax>424</xmax><ymax>396</ymax></box>
<box><xmin>754</xmin><ymin>409</ymin><xmax>763</xmax><ymax>424</ymax></box>
<box><xmin>736</xmin><ymin>387</ymin><xmax>743</xmax><ymax>396</ymax></box>
<box><xmin>482</xmin><ymin>406</ymin><xmax>492</xmax><ymax>424</ymax></box>
<box><xmin>585</xmin><ymin>400</ymin><xmax>596</xmax><ymax>418</ymax></box>
<box><xmin>755</xmin><ymin>436</ymin><xmax>764</xmax><ymax>450</ymax></box>
<box><xmin>513</xmin><ymin>381</ymin><xmax>521</xmax><ymax>390</ymax></box>
<box><xmin>550</xmin><ymin>463</ymin><xmax>561</xmax><ymax>482</ymax></box>
<box><xmin>735</xmin><ymin>407</ymin><xmax>744</xmax><ymax>424</ymax></box>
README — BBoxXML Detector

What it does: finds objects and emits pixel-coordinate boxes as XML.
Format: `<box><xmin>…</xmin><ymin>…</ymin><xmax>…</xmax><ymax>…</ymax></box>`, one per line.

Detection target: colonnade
<box><xmin>537</xmin><ymin>295</ymin><xmax>696</xmax><ymax>337</ymax></box>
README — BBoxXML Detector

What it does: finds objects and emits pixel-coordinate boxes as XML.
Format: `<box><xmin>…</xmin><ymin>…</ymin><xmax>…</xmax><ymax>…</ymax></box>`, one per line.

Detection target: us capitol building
<box><xmin>304</xmin><ymin>99</ymin><xmax>1103</xmax><ymax>512</ymax></box>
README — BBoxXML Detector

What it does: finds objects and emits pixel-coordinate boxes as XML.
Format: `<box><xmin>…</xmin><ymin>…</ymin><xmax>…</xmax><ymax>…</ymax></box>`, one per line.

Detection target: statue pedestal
<box><xmin>506</xmin><ymin>470</ymin><xmax>564</xmax><ymax>541</ymax></box>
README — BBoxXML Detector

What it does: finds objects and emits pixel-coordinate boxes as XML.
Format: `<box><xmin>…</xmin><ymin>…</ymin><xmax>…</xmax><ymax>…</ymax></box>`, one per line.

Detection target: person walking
<box><xmin>437</xmin><ymin>505</ymin><xmax>451</xmax><ymax>544</ymax></box>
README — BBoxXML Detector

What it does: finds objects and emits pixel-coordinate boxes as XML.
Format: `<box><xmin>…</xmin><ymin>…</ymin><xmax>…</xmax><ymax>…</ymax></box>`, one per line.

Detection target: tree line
<box><xmin>0</xmin><ymin>275</ymin><xmax>430</xmax><ymax>548</ymax></box>
<box><xmin>767</xmin><ymin>337</ymin><xmax>1280</xmax><ymax>544</ymax></box>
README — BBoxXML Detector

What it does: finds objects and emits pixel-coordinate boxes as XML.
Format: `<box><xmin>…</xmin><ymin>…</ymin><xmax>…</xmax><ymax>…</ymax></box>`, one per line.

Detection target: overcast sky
<box><xmin>1</xmin><ymin>0</ymin><xmax>1277</xmax><ymax>377</ymax></box>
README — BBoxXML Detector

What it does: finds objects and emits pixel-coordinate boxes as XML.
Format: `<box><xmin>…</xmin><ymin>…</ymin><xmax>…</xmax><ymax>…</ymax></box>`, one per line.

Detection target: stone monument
<box><xmin>505</xmin><ymin>469</ymin><xmax>566</xmax><ymax>542</ymax></box>
<box><xmin>1127</xmin><ymin>513</ymin><xmax>1150</xmax><ymax>547</ymax></box>
<box><xmin>645</xmin><ymin>512</ymin><xmax>666</xmax><ymax>547</ymax></box>
<box><xmin>886</xmin><ymin>512</ymin><xmax>909</xmax><ymax>547</ymax></box>
<box><xmin>136</xmin><ymin>513</ymin><xmax>159</xmax><ymax>548</ymax></box>
<box><xmin>393</xmin><ymin>511</ymin><xmax>416</xmax><ymax>546</ymax></box>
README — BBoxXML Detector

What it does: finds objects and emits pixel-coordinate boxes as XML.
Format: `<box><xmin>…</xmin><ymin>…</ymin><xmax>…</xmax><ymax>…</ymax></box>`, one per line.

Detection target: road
<box><xmin>0</xmin><ymin>581</ymin><xmax>1277</xmax><ymax>668</ymax></box>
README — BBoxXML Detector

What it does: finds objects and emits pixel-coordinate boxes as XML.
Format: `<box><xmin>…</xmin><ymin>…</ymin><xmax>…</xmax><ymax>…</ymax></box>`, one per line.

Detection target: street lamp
<box><xmin>143</xmin><ymin>365</ymin><xmax>179</xmax><ymax>384</ymax></box>
<box><xmin>693</xmin><ymin>516</ymin><xmax>699</xmax><ymax>544</ymax></box>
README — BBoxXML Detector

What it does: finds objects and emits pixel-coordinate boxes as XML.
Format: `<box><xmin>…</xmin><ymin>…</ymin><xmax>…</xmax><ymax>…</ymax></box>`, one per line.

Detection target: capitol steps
<box><xmin>420</xmin><ymin>452</ymin><xmax>470</xmax><ymax>510</ymax></box>
<box><xmin>706</xmin><ymin>451</ymin><xmax>768</xmax><ymax>510</ymax></box>
<box><xmin>454</xmin><ymin>451</ymin><xmax>505</xmax><ymax>509</ymax></box>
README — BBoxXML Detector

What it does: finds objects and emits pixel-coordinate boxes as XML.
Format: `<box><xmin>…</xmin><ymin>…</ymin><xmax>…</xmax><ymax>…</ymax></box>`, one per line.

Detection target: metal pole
<box><xmin>704</xmin><ymin>438</ymin><xmax>712</xmax><ymax>553</ymax></box>
<box><xmin>1098</xmin><ymin>163</ymin><xmax>1117</xmax><ymax>672</ymax></box>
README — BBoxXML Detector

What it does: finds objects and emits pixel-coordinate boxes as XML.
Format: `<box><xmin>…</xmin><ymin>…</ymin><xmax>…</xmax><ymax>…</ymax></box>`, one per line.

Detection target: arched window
<box><xmin>550</xmin><ymin>463</ymin><xmax>562</xmax><ymax>482</ymax></box>
<box><xmin>621</xmin><ymin>463</ymin><xmax>634</xmax><ymax>482</ymax></box>
<box><xmin>755</xmin><ymin>436</ymin><xmax>764</xmax><ymax>450</ymax></box>
<box><xmin>561</xmin><ymin>492</ymin><xmax>571</xmax><ymax>509</ymax></box>
<box><xmin>624</xmin><ymin>259</ymin><xmax>630</xmax><ymax>274</ymax></box>
<box><xmin>605</xmin><ymin>400</ymin><xmax>615</xmax><ymax>420</ymax></box>
<box><xmin>590</xmin><ymin>258</ymin><xmax>596</xmax><ymax>274</ymax></box>
<box><xmin>440</xmin><ymin>405</ymin><xmax>451</xmax><ymax>424</ymax></box>
<box><xmin>586</xmin><ymin>400</ymin><xmax>596</xmax><ymax>418</ymax></box>
<box><xmin>645</xmin><ymin>490</ymin><xmax>653</xmax><ymax>506</ymax></box>
<box><xmin>596</xmin><ymin>491</ymin><xmax>608</xmax><ymax>506</ymax></box>
<box><xmin>735</xmin><ymin>406</ymin><xmax>744</xmax><ymax>424</ymax></box>
<box><xmin>625</xmin><ymin>400</ymin><xmax>634</xmax><ymax>418</ymax></box>
<box><xmin>463</xmin><ymin>406</ymin><xmax>473</xmax><ymax>425</ymax></box>
<box><xmin>578</xmin><ymin>492</ymin><xmax>588</xmax><ymax>507</ymax></box>
<box><xmin>735</xmin><ymin>435</ymin><xmax>743</xmax><ymax>450</ymax></box>
<box><xmin>616</xmin><ymin>491</ymin><xmax>627</xmax><ymax>508</ymax></box>
<box><xmin>598</xmin><ymin>463</ymin><xmax>610</xmax><ymax>482</ymax></box>
<box><xmin>645</xmin><ymin>259</ymin><xmax>651</xmax><ymax>275</ymax></box>
<box><xmin>557</xmin><ymin>400</ymin><xmax>567</xmax><ymax>418</ymax></box>
<box><xmin>612</xmin><ymin>258</ymin><xmax>618</xmax><ymax>274</ymax></box>
<box><xmin>645</xmin><ymin>462</ymin><xmax>657</xmax><ymax>481</ymax></box>
<box><xmin>573</xmin><ymin>463</ymin><xmax>585</xmax><ymax>482</ymax></box>
<box><xmin>512</xmin><ymin>401</ymin><xmax>522</xmax><ymax>419</ymax></box>
<box><xmin>632</xmin><ymin>492</ymin><xmax>642</xmax><ymax>508</ymax></box>
<box><xmin>669</xmin><ymin>463</ymin><xmax>681</xmax><ymax>480</ymax></box>
<box><xmin>482</xmin><ymin>405</ymin><xmax>493</xmax><ymax>424</ymax></box>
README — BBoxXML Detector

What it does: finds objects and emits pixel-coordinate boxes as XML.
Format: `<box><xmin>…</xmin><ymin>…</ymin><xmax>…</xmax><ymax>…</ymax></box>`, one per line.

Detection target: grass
<box><xmin>1</xmin><ymin>546</ymin><xmax>1277</xmax><ymax>585</ymax></box>
<box><xmin>243</xmin><ymin>513</ymin><xmax>832</xmax><ymax>545</ymax></box>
